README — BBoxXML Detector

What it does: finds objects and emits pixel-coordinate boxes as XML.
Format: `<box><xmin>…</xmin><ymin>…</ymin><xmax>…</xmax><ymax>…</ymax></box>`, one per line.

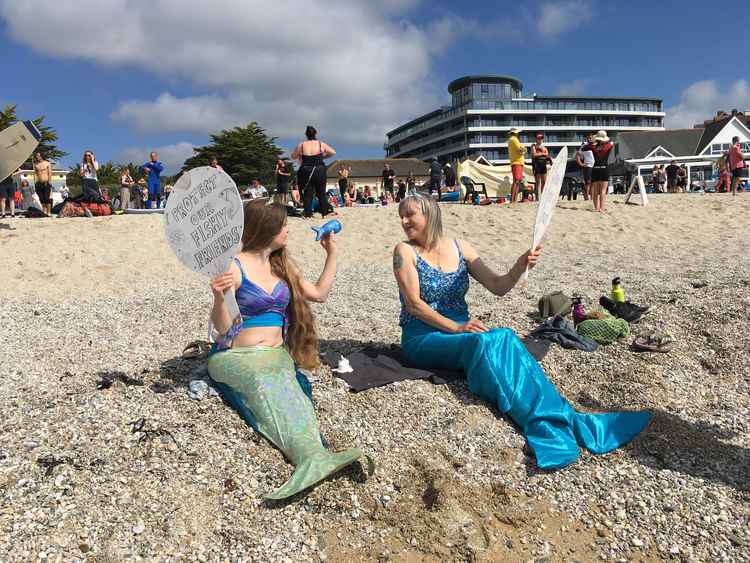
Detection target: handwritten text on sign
<box><xmin>164</xmin><ymin>167</ymin><xmax>244</xmax><ymax>276</ymax></box>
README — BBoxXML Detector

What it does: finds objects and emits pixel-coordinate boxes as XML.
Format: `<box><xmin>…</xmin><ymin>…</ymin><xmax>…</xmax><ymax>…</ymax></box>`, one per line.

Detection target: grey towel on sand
<box><xmin>326</xmin><ymin>337</ymin><xmax>551</xmax><ymax>392</ymax></box>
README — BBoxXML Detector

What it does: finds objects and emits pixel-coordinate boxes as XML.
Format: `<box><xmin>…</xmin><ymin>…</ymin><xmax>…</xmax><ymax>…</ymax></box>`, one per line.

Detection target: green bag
<box><xmin>538</xmin><ymin>291</ymin><xmax>572</xmax><ymax>319</ymax></box>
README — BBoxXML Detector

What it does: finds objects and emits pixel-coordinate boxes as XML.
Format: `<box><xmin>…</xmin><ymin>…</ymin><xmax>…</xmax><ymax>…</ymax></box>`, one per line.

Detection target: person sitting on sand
<box><xmin>359</xmin><ymin>185</ymin><xmax>375</xmax><ymax>204</ymax></box>
<box><xmin>207</xmin><ymin>202</ymin><xmax>368</xmax><ymax>499</ymax></box>
<box><xmin>392</xmin><ymin>194</ymin><xmax>651</xmax><ymax>469</ymax></box>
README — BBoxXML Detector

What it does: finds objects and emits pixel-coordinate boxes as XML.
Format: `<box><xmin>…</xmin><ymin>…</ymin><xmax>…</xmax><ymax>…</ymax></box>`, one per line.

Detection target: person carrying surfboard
<box><xmin>0</xmin><ymin>168</ymin><xmax>19</xmax><ymax>219</ymax></box>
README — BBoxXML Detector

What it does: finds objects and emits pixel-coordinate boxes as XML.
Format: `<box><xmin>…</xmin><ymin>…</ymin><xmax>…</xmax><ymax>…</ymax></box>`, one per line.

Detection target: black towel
<box><xmin>326</xmin><ymin>337</ymin><xmax>550</xmax><ymax>393</ymax></box>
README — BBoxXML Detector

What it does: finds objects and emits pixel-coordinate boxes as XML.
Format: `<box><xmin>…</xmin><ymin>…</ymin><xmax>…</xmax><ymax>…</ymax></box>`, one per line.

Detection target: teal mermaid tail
<box><xmin>208</xmin><ymin>346</ymin><xmax>367</xmax><ymax>499</ymax></box>
<box><xmin>402</xmin><ymin>323</ymin><xmax>651</xmax><ymax>469</ymax></box>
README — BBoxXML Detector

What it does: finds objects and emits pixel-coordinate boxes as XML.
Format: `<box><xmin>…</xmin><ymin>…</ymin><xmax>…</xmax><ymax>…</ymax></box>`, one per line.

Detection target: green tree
<box><xmin>181</xmin><ymin>122</ymin><xmax>284</xmax><ymax>186</ymax></box>
<box><xmin>0</xmin><ymin>104</ymin><xmax>67</xmax><ymax>167</ymax></box>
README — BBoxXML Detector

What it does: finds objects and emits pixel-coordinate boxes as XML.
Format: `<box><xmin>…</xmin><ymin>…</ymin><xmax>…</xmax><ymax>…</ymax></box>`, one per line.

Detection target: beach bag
<box><xmin>59</xmin><ymin>201</ymin><xmax>85</xmax><ymax>218</ymax></box>
<box><xmin>82</xmin><ymin>202</ymin><xmax>112</xmax><ymax>216</ymax></box>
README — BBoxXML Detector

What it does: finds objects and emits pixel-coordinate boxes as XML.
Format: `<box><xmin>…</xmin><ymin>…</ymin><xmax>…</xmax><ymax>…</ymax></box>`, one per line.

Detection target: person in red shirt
<box><xmin>583</xmin><ymin>131</ymin><xmax>614</xmax><ymax>212</ymax></box>
<box><xmin>729</xmin><ymin>136</ymin><xmax>748</xmax><ymax>196</ymax></box>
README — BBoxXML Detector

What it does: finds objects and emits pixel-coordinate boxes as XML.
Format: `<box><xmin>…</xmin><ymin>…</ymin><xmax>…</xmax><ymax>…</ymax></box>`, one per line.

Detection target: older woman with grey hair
<box><xmin>391</xmin><ymin>194</ymin><xmax>651</xmax><ymax>469</ymax></box>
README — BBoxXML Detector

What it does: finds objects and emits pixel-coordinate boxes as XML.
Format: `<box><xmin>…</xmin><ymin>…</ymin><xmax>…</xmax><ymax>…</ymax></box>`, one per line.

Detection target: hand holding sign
<box><xmin>522</xmin><ymin>146</ymin><xmax>568</xmax><ymax>284</ymax></box>
<box><xmin>164</xmin><ymin>166</ymin><xmax>244</xmax><ymax>320</ymax></box>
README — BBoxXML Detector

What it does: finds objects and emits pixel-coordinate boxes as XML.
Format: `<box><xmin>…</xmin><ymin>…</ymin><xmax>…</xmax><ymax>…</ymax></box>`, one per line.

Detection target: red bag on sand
<box><xmin>59</xmin><ymin>202</ymin><xmax>85</xmax><ymax>217</ymax></box>
<box><xmin>82</xmin><ymin>202</ymin><xmax>112</xmax><ymax>216</ymax></box>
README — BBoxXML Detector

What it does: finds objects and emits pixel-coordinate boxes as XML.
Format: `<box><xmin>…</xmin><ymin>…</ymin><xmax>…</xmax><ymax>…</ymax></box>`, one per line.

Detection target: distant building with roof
<box><xmin>384</xmin><ymin>75</ymin><xmax>664</xmax><ymax>165</ymax></box>
<box><xmin>325</xmin><ymin>158</ymin><xmax>429</xmax><ymax>192</ymax></box>
<box><xmin>616</xmin><ymin>113</ymin><xmax>750</xmax><ymax>186</ymax></box>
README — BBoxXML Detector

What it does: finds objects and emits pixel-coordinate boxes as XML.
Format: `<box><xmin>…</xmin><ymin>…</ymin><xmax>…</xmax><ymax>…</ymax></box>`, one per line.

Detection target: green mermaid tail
<box><xmin>207</xmin><ymin>346</ymin><xmax>367</xmax><ymax>500</ymax></box>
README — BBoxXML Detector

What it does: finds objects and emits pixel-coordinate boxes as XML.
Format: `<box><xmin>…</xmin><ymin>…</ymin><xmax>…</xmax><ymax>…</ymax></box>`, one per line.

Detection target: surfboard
<box><xmin>123</xmin><ymin>208</ymin><xmax>165</xmax><ymax>214</ymax></box>
<box><xmin>0</xmin><ymin>121</ymin><xmax>42</xmax><ymax>182</ymax></box>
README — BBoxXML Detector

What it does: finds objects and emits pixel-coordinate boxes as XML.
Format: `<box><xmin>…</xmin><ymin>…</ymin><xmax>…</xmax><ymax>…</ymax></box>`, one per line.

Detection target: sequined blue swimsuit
<box><xmin>399</xmin><ymin>240</ymin><xmax>651</xmax><ymax>469</ymax></box>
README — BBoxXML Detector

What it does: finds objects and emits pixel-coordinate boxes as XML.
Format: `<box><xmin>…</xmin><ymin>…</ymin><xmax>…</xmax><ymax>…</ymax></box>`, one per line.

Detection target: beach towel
<box><xmin>326</xmin><ymin>337</ymin><xmax>551</xmax><ymax>392</ymax></box>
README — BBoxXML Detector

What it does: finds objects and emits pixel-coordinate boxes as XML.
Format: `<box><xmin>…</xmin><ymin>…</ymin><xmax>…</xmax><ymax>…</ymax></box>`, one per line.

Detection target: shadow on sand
<box><xmin>577</xmin><ymin>392</ymin><xmax>749</xmax><ymax>494</ymax></box>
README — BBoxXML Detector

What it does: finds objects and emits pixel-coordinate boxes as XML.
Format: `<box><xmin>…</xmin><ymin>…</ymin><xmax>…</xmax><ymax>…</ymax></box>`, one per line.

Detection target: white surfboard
<box><xmin>0</xmin><ymin>121</ymin><xmax>42</xmax><ymax>182</ymax></box>
<box><xmin>522</xmin><ymin>146</ymin><xmax>568</xmax><ymax>282</ymax></box>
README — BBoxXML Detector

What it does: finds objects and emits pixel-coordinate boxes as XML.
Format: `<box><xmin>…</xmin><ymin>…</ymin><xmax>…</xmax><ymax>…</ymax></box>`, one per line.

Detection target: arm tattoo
<box><xmin>393</xmin><ymin>252</ymin><xmax>404</xmax><ymax>271</ymax></box>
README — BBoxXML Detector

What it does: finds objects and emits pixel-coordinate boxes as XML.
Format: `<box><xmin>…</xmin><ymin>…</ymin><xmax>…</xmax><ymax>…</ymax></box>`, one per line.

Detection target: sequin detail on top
<box><xmin>399</xmin><ymin>240</ymin><xmax>470</xmax><ymax>327</ymax></box>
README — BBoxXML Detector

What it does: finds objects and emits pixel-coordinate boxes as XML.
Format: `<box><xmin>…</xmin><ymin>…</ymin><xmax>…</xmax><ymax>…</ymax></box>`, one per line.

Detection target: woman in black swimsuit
<box><xmin>291</xmin><ymin>126</ymin><xmax>336</xmax><ymax>218</ymax></box>
<box><xmin>275</xmin><ymin>159</ymin><xmax>291</xmax><ymax>204</ymax></box>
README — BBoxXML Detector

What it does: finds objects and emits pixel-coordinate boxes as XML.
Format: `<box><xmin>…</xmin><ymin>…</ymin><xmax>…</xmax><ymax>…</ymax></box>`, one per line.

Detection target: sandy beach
<box><xmin>1</xmin><ymin>194</ymin><xmax>749</xmax><ymax>562</ymax></box>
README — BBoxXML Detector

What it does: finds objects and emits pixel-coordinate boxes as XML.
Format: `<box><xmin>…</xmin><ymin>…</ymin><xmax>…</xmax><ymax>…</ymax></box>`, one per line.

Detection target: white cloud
<box><xmin>666</xmin><ymin>80</ymin><xmax>750</xmax><ymax>128</ymax></box>
<box><xmin>537</xmin><ymin>1</ymin><xmax>592</xmax><ymax>38</ymax></box>
<box><xmin>0</xmin><ymin>1</ymin><xmax>591</xmax><ymax>147</ymax></box>
<box><xmin>555</xmin><ymin>78</ymin><xmax>591</xmax><ymax>96</ymax></box>
<box><xmin>115</xmin><ymin>142</ymin><xmax>195</xmax><ymax>175</ymax></box>
<box><xmin>0</xmin><ymin>0</ymin><xmax>442</xmax><ymax>146</ymax></box>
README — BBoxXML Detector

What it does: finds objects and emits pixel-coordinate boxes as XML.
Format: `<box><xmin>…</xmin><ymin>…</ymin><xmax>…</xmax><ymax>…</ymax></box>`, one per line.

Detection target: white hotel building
<box><xmin>384</xmin><ymin>75</ymin><xmax>665</xmax><ymax>164</ymax></box>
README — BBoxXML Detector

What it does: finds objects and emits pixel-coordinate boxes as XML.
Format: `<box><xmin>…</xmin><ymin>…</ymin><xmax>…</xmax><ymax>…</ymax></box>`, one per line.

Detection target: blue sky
<box><xmin>1</xmin><ymin>0</ymin><xmax>747</xmax><ymax>173</ymax></box>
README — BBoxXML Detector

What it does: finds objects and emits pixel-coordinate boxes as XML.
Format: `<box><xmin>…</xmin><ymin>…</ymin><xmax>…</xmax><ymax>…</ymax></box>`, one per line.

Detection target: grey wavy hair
<box><xmin>398</xmin><ymin>194</ymin><xmax>443</xmax><ymax>249</ymax></box>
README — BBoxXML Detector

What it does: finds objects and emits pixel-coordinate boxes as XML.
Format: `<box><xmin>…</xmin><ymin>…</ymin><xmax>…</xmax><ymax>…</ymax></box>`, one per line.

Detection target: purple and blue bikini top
<box><xmin>214</xmin><ymin>258</ymin><xmax>291</xmax><ymax>350</ymax></box>
<box><xmin>234</xmin><ymin>257</ymin><xmax>291</xmax><ymax>329</ymax></box>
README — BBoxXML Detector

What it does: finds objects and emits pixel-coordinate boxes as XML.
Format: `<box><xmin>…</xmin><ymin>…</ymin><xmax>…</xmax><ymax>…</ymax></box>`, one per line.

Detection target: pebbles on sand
<box><xmin>1</xmin><ymin>195</ymin><xmax>748</xmax><ymax>561</ymax></box>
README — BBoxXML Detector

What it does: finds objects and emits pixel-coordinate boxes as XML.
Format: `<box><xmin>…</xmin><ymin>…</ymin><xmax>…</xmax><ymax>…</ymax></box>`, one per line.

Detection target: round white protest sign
<box><xmin>164</xmin><ymin>166</ymin><xmax>244</xmax><ymax>277</ymax></box>
<box><xmin>523</xmin><ymin>146</ymin><xmax>568</xmax><ymax>282</ymax></box>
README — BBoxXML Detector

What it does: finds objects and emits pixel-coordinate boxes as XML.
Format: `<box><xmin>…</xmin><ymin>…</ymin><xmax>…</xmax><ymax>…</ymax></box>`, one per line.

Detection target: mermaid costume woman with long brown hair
<box><xmin>207</xmin><ymin>202</ymin><xmax>368</xmax><ymax>500</ymax></box>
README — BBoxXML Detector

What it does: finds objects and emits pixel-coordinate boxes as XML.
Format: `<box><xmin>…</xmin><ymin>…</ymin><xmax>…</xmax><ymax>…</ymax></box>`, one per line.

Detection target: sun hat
<box><xmin>593</xmin><ymin>130</ymin><xmax>610</xmax><ymax>142</ymax></box>
<box><xmin>509</xmin><ymin>127</ymin><xmax>522</xmax><ymax>135</ymax></box>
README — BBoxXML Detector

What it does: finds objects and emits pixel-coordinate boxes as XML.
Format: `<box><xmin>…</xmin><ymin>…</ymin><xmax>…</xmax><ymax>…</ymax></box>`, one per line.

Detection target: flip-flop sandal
<box><xmin>182</xmin><ymin>340</ymin><xmax>211</xmax><ymax>359</ymax></box>
<box><xmin>632</xmin><ymin>331</ymin><xmax>672</xmax><ymax>353</ymax></box>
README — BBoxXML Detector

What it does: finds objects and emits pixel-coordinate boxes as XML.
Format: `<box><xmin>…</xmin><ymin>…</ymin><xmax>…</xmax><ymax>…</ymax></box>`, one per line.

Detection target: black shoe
<box><xmin>599</xmin><ymin>296</ymin><xmax>649</xmax><ymax>323</ymax></box>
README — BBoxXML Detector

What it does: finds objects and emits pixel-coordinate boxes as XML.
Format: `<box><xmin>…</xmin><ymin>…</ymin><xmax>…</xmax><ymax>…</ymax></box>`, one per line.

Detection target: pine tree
<box><xmin>181</xmin><ymin>122</ymin><xmax>285</xmax><ymax>186</ymax></box>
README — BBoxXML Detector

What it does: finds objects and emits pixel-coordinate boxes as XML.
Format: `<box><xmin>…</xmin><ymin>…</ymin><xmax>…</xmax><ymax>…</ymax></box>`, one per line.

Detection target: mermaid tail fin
<box><xmin>454</xmin><ymin>327</ymin><xmax>651</xmax><ymax>469</ymax></box>
<box><xmin>265</xmin><ymin>448</ymin><xmax>366</xmax><ymax>500</ymax></box>
<box><xmin>573</xmin><ymin>410</ymin><xmax>652</xmax><ymax>455</ymax></box>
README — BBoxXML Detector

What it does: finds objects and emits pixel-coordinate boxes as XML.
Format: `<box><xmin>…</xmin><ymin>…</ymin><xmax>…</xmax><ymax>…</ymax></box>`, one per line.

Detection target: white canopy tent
<box><xmin>457</xmin><ymin>158</ymin><xmax>535</xmax><ymax>198</ymax></box>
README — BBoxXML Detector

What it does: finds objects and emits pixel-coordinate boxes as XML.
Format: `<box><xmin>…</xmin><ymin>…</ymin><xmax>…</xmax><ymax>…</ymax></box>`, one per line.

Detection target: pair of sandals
<box><xmin>632</xmin><ymin>330</ymin><xmax>673</xmax><ymax>353</ymax></box>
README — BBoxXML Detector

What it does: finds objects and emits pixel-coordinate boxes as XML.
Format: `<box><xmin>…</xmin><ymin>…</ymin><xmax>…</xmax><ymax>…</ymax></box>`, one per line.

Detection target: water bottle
<box><xmin>611</xmin><ymin>277</ymin><xmax>625</xmax><ymax>303</ymax></box>
<box><xmin>474</xmin><ymin>193</ymin><xmax>481</xmax><ymax>205</ymax></box>
<box><xmin>572</xmin><ymin>297</ymin><xmax>586</xmax><ymax>324</ymax></box>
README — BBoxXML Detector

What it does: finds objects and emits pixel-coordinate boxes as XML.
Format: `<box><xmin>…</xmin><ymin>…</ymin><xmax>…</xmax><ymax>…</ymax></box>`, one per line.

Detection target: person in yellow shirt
<box><xmin>507</xmin><ymin>128</ymin><xmax>527</xmax><ymax>206</ymax></box>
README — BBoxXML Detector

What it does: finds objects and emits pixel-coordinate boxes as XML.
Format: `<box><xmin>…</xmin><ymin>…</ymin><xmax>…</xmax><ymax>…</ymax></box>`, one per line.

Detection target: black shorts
<box><xmin>732</xmin><ymin>168</ymin><xmax>748</xmax><ymax>179</ymax></box>
<box><xmin>0</xmin><ymin>181</ymin><xmax>15</xmax><ymax>199</ymax></box>
<box><xmin>36</xmin><ymin>181</ymin><xmax>52</xmax><ymax>204</ymax></box>
<box><xmin>591</xmin><ymin>165</ymin><xmax>609</xmax><ymax>183</ymax></box>
<box><xmin>667</xmin><ymin>177</ymin><xmax>678</xmax><ymax>188</ymax></box>
<box><xmin>582</xmin><ymin>167</ymin><xmax>592</xmax><ymax>183</ymax></box>
<box><xmin>384</xmin><ymin>182</ymin><xmax>394</xmax><ymax>193</ymax></box>
<box><xmin>532</xmin><ymin>159</ymin><xmax>548</xmax><ymax>176</ymax></box>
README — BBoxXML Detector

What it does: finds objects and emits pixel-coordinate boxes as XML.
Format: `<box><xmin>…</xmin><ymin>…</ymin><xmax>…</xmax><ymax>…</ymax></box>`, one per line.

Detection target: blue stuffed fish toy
<box><xmin>311</xmin><ymin>219</ymin><xmax>342</xmax><ymax>241</ymax></box>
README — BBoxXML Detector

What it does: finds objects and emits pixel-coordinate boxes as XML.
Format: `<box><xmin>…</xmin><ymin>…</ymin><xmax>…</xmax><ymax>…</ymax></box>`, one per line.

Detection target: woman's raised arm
<box><xmin>459</xmin><ymin>240</ymin><xmax>541</xmax><ymax>297</ymax></box>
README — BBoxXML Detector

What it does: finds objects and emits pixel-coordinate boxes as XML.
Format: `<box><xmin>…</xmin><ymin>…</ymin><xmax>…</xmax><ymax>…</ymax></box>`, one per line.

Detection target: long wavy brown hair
<box><xmin>241</xmin><ymin>202</ymin><xmax>319</xmax><ymax>368</ymax></box>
